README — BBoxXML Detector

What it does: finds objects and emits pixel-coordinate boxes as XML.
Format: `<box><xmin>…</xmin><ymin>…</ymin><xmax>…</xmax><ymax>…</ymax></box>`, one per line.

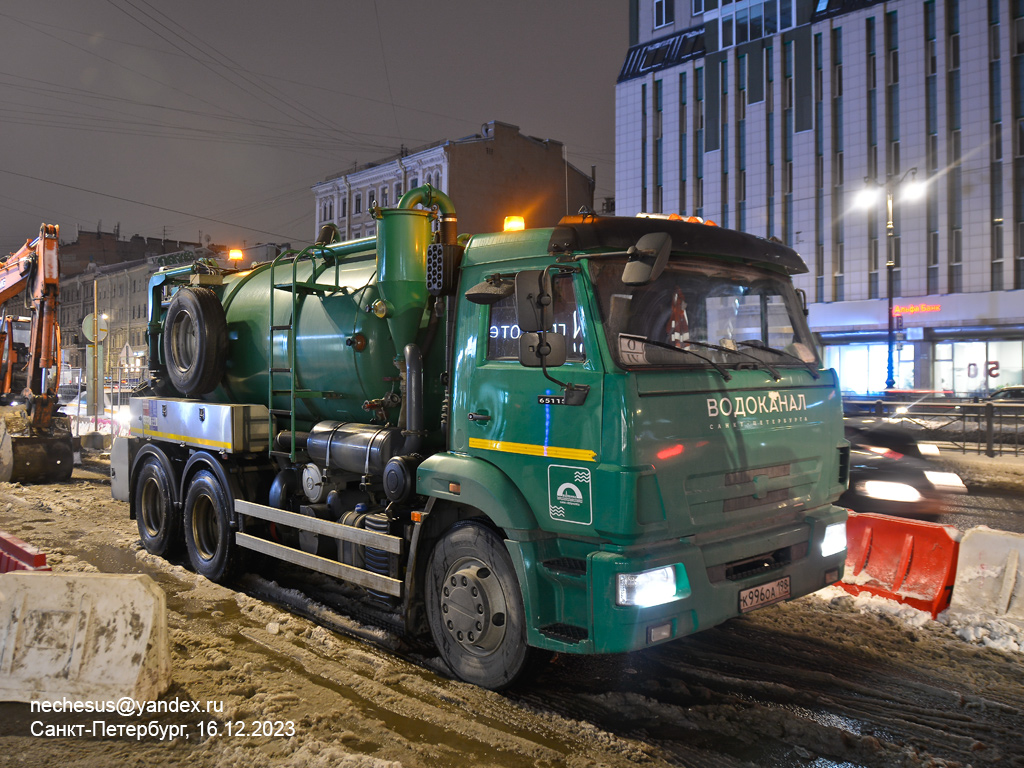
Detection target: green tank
<box><xmin>155</xmin><ymin>195</ymin><xmax>441</xmax><ymax>429</ymax></box>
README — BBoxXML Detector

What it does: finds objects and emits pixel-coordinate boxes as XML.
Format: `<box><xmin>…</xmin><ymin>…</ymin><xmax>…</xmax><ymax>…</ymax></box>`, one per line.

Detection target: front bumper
<box><xmin>510</xmin><ymin>503</ymin><xmax>848</xmax><ymax>655</ymax></box>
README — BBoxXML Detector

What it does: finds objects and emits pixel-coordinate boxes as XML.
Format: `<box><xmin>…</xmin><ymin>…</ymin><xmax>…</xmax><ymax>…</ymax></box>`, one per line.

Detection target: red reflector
<box><xmin>657</xmin><ymin>444</ymin><xmax>684</xmax><ymax>460</ymax></box>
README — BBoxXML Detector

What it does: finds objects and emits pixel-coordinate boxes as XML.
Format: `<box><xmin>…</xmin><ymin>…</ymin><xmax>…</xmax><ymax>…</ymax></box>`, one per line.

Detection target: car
<box><xmin>60</xmin><ymin>389</ymin><xmax>132</xmax><ymax>432</ymax></box>
<box><xmin>840</xmin><ymin>417</ymin><xmax>967</xmax><ymax>520</ymax></box>
<box><xmin>987</xmin><ymin>385</ymin><xmax>1024</xmax><ymax>402</ymax></box>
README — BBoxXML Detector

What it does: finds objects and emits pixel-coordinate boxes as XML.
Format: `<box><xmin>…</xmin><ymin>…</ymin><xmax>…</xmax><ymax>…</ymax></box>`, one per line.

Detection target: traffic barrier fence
<box><xmin>837</xmin><ymin>512</ymin><xmax>961</xmax><ymax>618</ymax></box>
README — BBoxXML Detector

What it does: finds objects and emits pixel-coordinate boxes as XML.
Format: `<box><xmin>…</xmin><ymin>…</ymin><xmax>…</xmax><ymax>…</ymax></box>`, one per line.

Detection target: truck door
<box><xmin>453</xmin><ymin>271</ymin><xmax>603</xmax><ymax>532</ymax></box>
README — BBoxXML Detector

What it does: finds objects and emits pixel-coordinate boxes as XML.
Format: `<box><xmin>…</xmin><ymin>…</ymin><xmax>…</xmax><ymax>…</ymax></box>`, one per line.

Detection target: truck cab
<box><xmin>418</xmin><ymin>215</ymin><xmax>848</xmax><ymax>680</ymax></box>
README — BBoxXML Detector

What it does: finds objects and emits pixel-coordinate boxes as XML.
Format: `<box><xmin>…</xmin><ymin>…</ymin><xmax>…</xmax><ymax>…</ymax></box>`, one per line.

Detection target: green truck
<box><xmin>111</xmin><ymin>185</ymin><xmax>849</xmax><ymax>689</ymax></box>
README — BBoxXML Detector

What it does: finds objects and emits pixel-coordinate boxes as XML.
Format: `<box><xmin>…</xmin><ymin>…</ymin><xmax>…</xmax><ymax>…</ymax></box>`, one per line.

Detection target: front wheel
<box><xmin>184</xmin><ymin>469</ymin><xmax>238</xmax><ymax>582</ymax></box>
<box><xmin>425</xmin><ymin>521</ymin><xmax>546</xmax><ymax>689</ymax></box>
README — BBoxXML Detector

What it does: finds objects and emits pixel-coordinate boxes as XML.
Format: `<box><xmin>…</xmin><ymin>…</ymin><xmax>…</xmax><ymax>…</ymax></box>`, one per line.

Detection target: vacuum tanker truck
<box><xmin>112</xmin><ymin>185</ymin><xmax>849</xmax><ymax>689</ymax></box>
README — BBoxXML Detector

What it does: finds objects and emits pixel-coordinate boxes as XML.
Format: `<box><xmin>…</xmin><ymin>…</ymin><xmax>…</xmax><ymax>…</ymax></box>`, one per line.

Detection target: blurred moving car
<box><xmin>987</xmin><ymin>385</ymin><xmax>1024</xmax><ymax>402</ymax></box>
<box><xmin>841</xmin><ymin>417</ymin><xmax>967</xmax><ymax>520</ymax></box>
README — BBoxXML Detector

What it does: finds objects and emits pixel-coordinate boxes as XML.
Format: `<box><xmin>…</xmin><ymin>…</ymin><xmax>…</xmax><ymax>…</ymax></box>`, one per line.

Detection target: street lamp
<box><xmin>856</xmin><ymin>168</ymin><xmax>924</xmax><ymax>390</ymax></box>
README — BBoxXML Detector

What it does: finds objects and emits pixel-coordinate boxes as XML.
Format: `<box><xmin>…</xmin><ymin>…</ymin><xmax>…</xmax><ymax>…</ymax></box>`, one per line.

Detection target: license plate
<box><xmin>739</xmin><ymin>575</ymin><xmax>791</xmax><ymax>613</ymax></box>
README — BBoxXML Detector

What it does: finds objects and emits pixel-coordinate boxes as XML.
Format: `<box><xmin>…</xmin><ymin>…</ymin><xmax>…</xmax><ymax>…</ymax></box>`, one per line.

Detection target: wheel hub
<box><xmin>439</xmin><ymin>561</ymin><xmax>506</xmax><ymax>655</ymax></box>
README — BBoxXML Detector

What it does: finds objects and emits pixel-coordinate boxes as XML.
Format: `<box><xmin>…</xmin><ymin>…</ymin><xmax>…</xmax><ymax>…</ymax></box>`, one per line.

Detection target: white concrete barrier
<box><xmin>0</xmin><ymin>572</ymin><xmax>171</xmax><ymax>703</ymax></box>
<box><xmin>949</xmin><ymin>527</ymin><xmax>1024</xmax><ymax>625</ymax></box>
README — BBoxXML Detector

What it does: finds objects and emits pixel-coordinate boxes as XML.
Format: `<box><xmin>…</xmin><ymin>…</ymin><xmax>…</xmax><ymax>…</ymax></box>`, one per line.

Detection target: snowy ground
<box><xmin>1</xmin><ymin>455</ymin><xmax>1023</xmax><ymax>767</ymax></box>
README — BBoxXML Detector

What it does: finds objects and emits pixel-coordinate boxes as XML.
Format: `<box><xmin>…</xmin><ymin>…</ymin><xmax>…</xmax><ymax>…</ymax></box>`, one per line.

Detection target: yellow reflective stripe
<box><xmin>130</xmin><ymin>427</ymin><xmax>232</xmax><ymax>451</ymax></box>
<box><xmin>468</xmin><ymin>437</ymin><xmax>597</xmax><ymax>463</ymax></box>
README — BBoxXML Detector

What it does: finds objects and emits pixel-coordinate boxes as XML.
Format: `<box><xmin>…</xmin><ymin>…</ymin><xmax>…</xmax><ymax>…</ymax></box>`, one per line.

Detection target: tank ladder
<box><xmin>266</xmin><ymin>246</ymin><xmax>344</xmax><ymax>462</ymax></box>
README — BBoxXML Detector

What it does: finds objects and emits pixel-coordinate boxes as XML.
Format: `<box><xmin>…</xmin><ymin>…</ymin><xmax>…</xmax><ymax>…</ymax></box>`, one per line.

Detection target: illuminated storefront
<box><xmin>811</xmin><ymin>293</ymin><xmax>1024</xmax><ymax>397</ymax></box>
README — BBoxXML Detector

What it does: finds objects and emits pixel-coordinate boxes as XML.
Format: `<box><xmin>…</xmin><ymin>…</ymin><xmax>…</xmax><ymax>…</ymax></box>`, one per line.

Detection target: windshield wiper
<box><xmin>682</xmin><ymin>339</ymin><xmax>782</xmax><ymax>381</ymax></box>
<box><xmin>736</xmin><ymin>339</ymin><xmax>821</xmax><ymax>379</ymax></box>
<box><xmin>622</xmin><ymin>334</ymin><xmax>732</xmax><ymax>381</ymax></box>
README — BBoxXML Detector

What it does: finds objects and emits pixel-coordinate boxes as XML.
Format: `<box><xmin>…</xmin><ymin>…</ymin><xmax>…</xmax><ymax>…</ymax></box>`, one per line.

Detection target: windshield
<box><xmin>588</xmin><ymin>258</ymin><xmax>819</xmax><ymax>372</ymax></box>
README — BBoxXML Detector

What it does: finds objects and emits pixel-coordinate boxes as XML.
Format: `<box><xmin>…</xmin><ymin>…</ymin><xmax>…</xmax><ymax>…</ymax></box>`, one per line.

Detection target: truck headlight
<box><xmin>821</xmin><ymin>521</ymin><xmax>846</xmax><ymax>558</ymax></box>
<box><xmin>616</xmin><ymin>565</ymin><xmax>677</xmax><ymax>607</ymax></box>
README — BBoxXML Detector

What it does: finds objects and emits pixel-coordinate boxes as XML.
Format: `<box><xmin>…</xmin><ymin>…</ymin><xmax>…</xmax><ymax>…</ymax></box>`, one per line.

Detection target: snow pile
<box><xmin>814</xmin><ymin>585</ymin><xmax>1024</xmax><ymax>654</ymax></box>
<box><xmin>815</xmin><ymin>585</ymin><xmax>932</xmax><ymax>629</ymax></box>
<box><xmin>937</xmin><ymin>610</ymin><xmax>1024</xmax><ymax>653</ymax></box>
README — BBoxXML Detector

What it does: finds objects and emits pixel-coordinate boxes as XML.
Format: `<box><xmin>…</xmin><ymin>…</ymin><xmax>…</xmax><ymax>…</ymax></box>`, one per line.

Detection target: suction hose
<box><xmin>398</xmin><ymin>184</ymin><xmax>458</xmax><ymax>245</ymax></box>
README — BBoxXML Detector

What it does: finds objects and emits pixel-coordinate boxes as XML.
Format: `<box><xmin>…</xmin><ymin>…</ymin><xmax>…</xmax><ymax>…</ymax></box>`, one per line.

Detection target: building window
<box><xmin>655</xmin><ymin>78</ymin><xmax>664</xmax><ymax>213</ymax></box>
<box><xmin>354</xmin><ymin>194</ymin><xmax>362</xmax><ymax>214</ymax></box>
<box><xmin>642</xmin><ymin>82</ymin><xmax>648</xmax><ymax>211</ymax></box>
<box><xmin>695</xmin><ymin>67</ymin><xmax>704</xmax><ymax>218</ymax></box>
<box><xmin>382</xmin><ymin>186</ymin><xmax>389</xmax><ymax>207</ymax></box>
<box><xmin>948</xmin><ymin>0</ymin><xmax>962</xmax><ymax>293</ymax></box>
<box><xmin>655</xmin><ymin>0</ymin><xmax>674</xmax><ymax>28</ymax></box>
<box><xmin>680</xmin><ymin>71</ymin><xmax>688</xmax><ymax>213</ymax></box>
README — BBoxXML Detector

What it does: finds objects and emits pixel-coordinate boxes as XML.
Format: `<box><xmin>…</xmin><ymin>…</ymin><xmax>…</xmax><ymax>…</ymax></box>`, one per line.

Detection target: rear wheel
<box><xmin>425</xmin><ymin>521</ymin><xmax>546</xmax><ymax>689</ymax></box>
<box><xmin>135</xmin><ymin>456</ymin><xmax>181</xmax><ymax>557</ymax></box>
<box><xmin>184</xmin><ymin>469</ymin><xmax>238</xmax><ymax>582</ymax></box>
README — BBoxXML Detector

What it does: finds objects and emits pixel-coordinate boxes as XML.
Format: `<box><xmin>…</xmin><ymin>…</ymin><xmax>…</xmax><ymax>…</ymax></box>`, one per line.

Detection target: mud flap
<box><xmin>948</xmin><ymin>527</ymin><xmax>1024</xmax><ymax>625</ymax></box>
<box><xmin>0</xmin><ymin>572</ymin><xmax>172</xmax><ymax>703</ymax></box>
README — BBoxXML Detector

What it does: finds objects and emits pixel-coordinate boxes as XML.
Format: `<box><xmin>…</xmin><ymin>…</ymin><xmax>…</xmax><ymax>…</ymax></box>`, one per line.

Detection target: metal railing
<box><xmin>844</xmin><ymin>397</ymin><xmax>1024</xmax><ymax>457</ymax></box>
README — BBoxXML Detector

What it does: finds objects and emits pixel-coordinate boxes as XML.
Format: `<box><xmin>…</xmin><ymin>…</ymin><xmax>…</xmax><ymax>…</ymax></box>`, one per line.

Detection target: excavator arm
<box><xmin>0</xmin><ymin>223</ymin><xmax>61</xmax><ymax>404</ymax></box>
<box><xmin>0</xmin><ymin>224</ymin><xmax>72</xmax><ymax>482</ymax></box>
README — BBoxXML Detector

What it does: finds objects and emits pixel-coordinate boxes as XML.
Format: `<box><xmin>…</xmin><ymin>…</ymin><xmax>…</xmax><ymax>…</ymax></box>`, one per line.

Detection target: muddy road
<box><xmin>1</xmin><ymin>458</ymin><xmax>1022</xmax><ymax>767</ymax></box>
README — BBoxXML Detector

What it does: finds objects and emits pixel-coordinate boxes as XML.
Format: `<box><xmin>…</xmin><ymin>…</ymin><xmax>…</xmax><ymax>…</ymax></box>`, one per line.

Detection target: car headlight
<box><xmin>821</xmin><ymin>521</ymin><xmax>847</xmax><ymax>558</ymax></box>
<box><xmin>616</xmin><ymin>565</ymin><xmax>677</xmax><ymax>607</ymax></box>
<box><xmin>924</xmin><ymin>470</ymin><xmax>967</xmax><ymax>492</ymax></box>
<box><xmin>860</xmin><ymin>480</ymin><xmax>923</xmax><ymax>503</ymax></box>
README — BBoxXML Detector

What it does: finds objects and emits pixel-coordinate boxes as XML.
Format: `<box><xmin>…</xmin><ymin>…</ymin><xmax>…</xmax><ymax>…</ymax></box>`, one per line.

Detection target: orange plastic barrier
<box><xmin>837</xmin><ymin>512</ymin><xmax>961</xmax><ymax>618</ymax></box>
<box><xmin>0</xmin><ymin>530</ymin><xmax>50</xmax><ymax>573</ymax></box>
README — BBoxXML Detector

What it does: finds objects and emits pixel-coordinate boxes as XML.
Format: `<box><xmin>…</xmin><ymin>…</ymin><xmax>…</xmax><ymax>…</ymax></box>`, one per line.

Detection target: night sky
<box><xmin>0</xmin><ymin>0</ymin><xmax>625</xmax><ymax>253</ymax></box>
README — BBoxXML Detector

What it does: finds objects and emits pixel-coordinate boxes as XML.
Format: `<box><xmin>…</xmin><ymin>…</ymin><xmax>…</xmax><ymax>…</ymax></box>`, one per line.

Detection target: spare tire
<box><xmin>163</xmin><ymin>286</ymin><xmax>227</xmax><ymax>397</ymax></box>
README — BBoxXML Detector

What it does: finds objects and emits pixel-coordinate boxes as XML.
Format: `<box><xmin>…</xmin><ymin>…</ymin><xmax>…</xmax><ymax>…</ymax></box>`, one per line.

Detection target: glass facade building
<box><xmin>617</xmin><ymin>0</ymin><xmax>1024</xmax><ymax>397</ymax></box>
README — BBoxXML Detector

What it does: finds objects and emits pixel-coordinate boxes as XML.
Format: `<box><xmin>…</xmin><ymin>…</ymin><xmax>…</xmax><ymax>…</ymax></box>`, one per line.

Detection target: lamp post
<box><xmin>856</xmin><ymin>168</ymin><xmax>924</xmax><ymax>391</ymax></box>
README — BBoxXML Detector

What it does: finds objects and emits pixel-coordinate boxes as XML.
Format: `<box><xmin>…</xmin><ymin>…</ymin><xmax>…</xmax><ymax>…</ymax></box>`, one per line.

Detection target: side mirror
<box><xmin>622</xmin><ymin>232</ymin><xmax>672</xmax><ymax>286</ymax></box>
<box><xmin>519</xmin><ymin>332</ymin><xmax>567</xmax><ymax>368</ymax></box>
<box><xmin>514</xmin><ymin>270</ymin><xmax>552</xmax><ymax>332</ymax></box>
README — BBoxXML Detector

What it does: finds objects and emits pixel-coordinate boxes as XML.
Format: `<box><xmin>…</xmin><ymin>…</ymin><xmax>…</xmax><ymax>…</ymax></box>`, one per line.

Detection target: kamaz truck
<box><xmin>111</xmin><ymin>185</ymin><xmax>849</xmax><ymax>689</ymax></box>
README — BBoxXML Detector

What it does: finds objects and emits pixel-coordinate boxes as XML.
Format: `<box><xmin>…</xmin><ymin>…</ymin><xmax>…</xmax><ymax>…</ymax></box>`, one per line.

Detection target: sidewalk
<box><xmin>929</xmin><ymin>446</ymin><xmax>1024</xmax><ymax>493</ymax></box>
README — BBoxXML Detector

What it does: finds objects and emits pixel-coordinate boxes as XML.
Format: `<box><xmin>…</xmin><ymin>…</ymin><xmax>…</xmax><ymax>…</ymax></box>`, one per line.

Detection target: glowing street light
<box><xmin>858</xmin><ymin>167</ymin><xmax>923</xmax><ymax>390</ymax></box>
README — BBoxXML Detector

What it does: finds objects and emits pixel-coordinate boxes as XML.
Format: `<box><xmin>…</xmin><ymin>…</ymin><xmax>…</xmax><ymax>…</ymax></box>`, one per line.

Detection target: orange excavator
<box><xmin>0</xmin><ymin>223</ymin><xmax>73</xmax><ymax>482</ymax></box>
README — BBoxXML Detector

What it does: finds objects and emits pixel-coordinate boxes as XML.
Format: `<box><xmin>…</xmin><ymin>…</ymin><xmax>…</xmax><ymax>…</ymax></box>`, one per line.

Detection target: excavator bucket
<box><xmin>0</xmin><ymin>413</ymin><xmax>74</xmax><ymax>484</ymax></box>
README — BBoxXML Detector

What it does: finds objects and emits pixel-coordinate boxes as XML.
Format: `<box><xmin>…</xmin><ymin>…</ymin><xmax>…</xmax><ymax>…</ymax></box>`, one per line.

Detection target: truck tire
<box><xmin>184</xmin><ymin>468</ymin><xmax>238</xmax><ymax>582</ymax></box>
<box><xmin>425</xmin><ymin>521</ymin><xmax>545</xmax><ymax>689</ymax></box>
<box><xmin>164</xmin><ymin>286</ymin><xmax>227</xmax><ymax>396</ymax></box>
<box><xmin>135</xmin><ymin>456</ymin><xmax>182</xmax><ymax>557</ymax></box>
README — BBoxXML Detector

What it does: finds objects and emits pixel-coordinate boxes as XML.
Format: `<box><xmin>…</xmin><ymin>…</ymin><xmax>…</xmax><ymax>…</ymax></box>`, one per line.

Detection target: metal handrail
<box><xmin>844</xmin><ymin>398</ymin><xmax>1024</xmax><ymax>457</ymax></box>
